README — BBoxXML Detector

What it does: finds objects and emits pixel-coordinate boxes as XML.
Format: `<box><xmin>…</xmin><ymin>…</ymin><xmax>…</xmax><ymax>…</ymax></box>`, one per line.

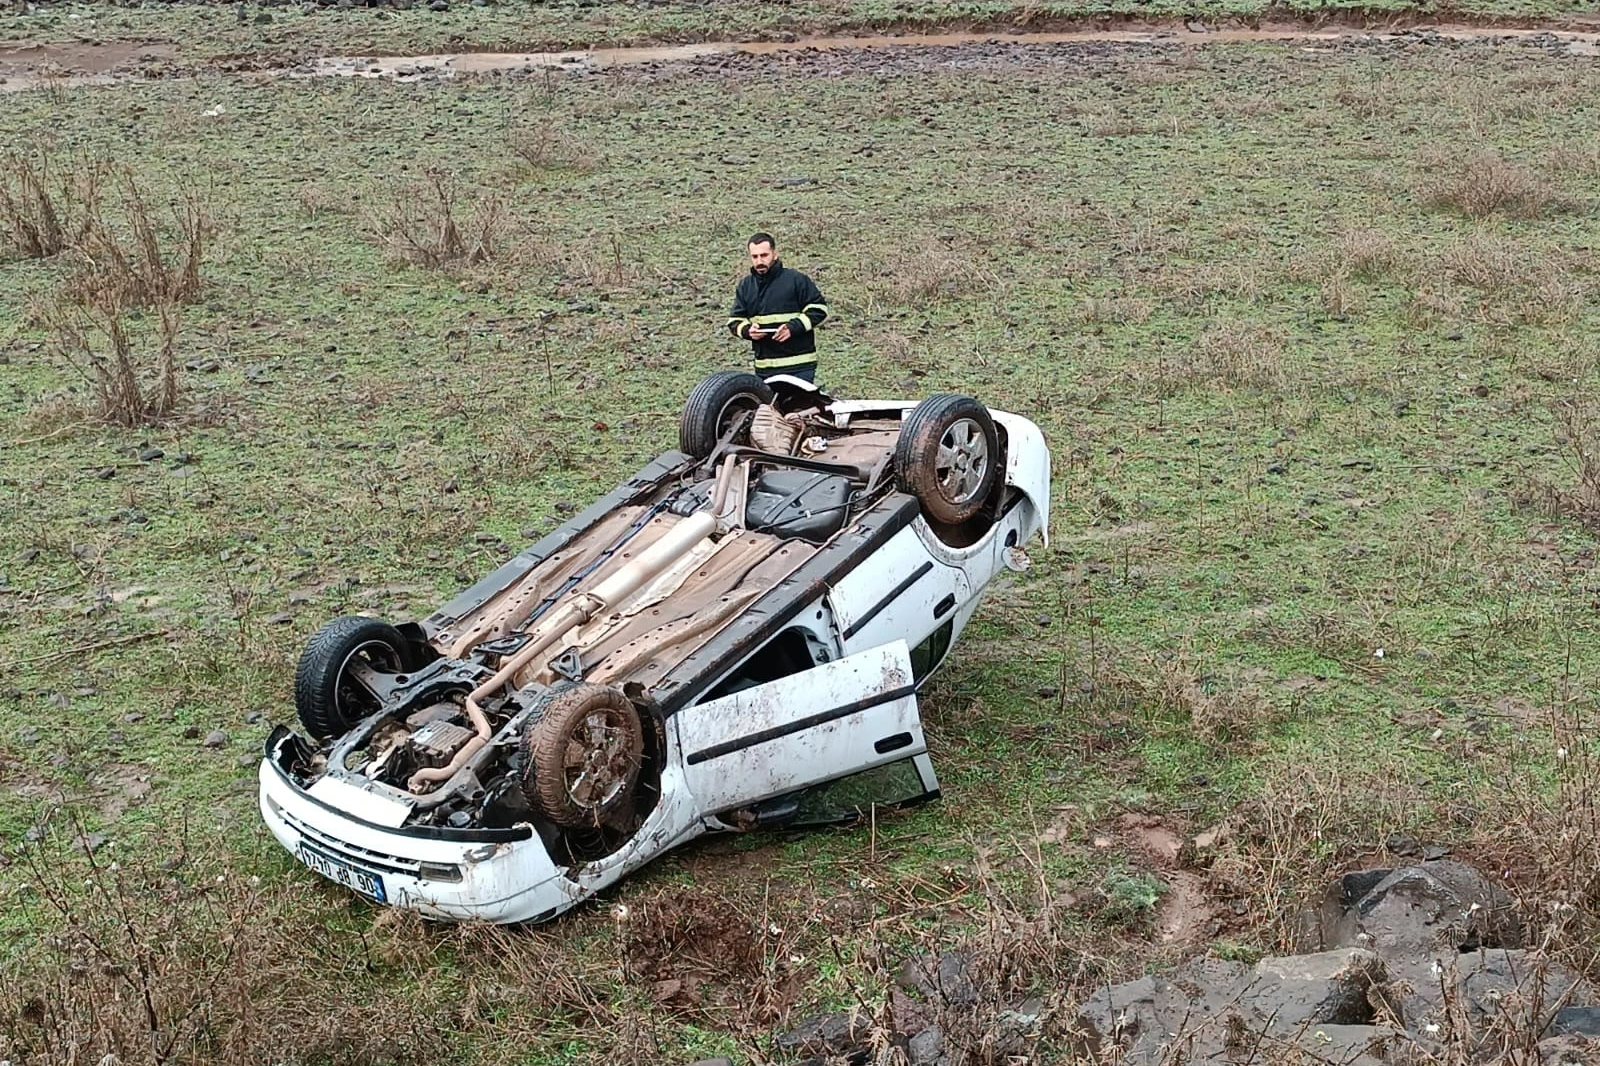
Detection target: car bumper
<box><xmin>257</xmin><ymin>758</ymin><xmax>576</xmax><ymax>924</ymax></box>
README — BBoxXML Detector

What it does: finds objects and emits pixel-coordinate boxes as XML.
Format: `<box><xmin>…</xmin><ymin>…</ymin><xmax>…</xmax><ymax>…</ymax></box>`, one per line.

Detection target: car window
<box><xmin>909</xmin><ymin>619</ymin><xmax>954</xmax><ymax>683</ymax></box>
<box><xmin>700</xmin><ymin>626</ymin><xmax>819</xmax><ymax>702</ymax></box>
<box><xmin>791</xmin><ymin>757</ymin><xmax>931</xmax><ymax>824</ymax></box>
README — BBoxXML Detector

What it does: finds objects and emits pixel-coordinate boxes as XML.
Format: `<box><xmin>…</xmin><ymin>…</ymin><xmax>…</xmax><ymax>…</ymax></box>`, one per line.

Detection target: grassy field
<box><xmin>3</xmin><ymin>17</ymin><xmax>1600</xmax><ymax>1066</ymax></box>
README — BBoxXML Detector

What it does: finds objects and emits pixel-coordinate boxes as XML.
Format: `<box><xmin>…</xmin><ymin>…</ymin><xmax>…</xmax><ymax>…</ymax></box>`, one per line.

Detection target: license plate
<box><xmin>299</xmin><ymin>844</ymin><xmax>387</xmax><ymax>903</ymax></box>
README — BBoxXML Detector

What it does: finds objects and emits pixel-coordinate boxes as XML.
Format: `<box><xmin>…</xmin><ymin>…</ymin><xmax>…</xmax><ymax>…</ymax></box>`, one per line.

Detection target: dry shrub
<box><xmin>0</xmin><ymin>151</ymin><xmax>104</xmax><ymax>259</ymax></box>
<box><xmin>1075</xmin><ymin>295</ymin><xmax>1151</xmax><ymax>326</ymax></box>
<box><xmin>1318</xmin><ymin>272</ymin><xmax>1361</xmax><ymax>320</ymax></box>
<box><xmin>37</xmin><ymin>298</ymin><xmax>182</xmax><ymax>426</ymax></box>
<box><xmin>509</xmin><ymin>118</ymin><xmax>599</xmax><ymax>174</ymax></box>
<box><xmin>1440</xmin><ymin>233</ymin><xmax>1528</xmax><ymax>292</ymax></box>
<box><xmin>1185</xmin><ymin>321</ymin><xmax>1288</xmax><ymax>392</ymax></box>
<box><xmin>1535</xmin><ymin>397</ymin><xmax>1600</xmax><ymax>534</ymax></box>
<box><xmin>1336</xmin><ymin>226</ymin><xmax>1400</xmax><ymax>280</ymax></box>
<box><xmin>870</xmin><ymin>237</ymin><xmax>1001</xmax><ymax>306</ymax></box>
<box><xmin>368</xmin><ymin>169</ymin><xmax>506</xmax><ymax>268</ymax></box>
<box><xmin>1418</xmin><ymin>150</ymin><xmax>1567</xmax><ymax>219</ymax></box>
<box><xmin>0</xmin><ymin>832</ymin><xmax>459</xmax><ymax>1066</ymax></box>
<box><xmin>1202</xmin><ymin>762</ymin><xmax>1422</xmax><ymax>953</ymax></box>
<box><xmin>1547</xmin><ymin>143</ymin><xmax>1600</xmax><ymax>180</ymax></box>
<box><xmin>64</xmin><ymin>169</ymin><xmax>210</xmax><ymax>311</ymax></box>
<box><xmin>1483</xmin><ymin>703</ymin><xmax>1600</xmax><ymax>972</ymax></box>
<box><xmin>1095</xmin><ymin>646</ymin><xmax>1278</xmax><ymax>746</ymax></box>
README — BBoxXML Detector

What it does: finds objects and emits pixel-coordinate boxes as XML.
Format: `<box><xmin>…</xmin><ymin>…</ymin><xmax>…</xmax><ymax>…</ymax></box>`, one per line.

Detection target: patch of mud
<box><xmin>1116</xmin><ymin>813</ymin><xmax>1221</xmax><ymax>948</ymax></box>
<box><xmin>0</xmin><ymin>40</ymin><xmax>175</xmax><ymax>91</ymax></box>
<box><xmin>3</xmin><ymin>21</ymin><xmax>1598</xmax><ymax>92</ymax></box>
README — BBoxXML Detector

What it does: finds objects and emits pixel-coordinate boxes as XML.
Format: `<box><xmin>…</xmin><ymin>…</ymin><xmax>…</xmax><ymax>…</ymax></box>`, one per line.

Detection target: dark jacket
<box><xmin>726</xmin><ymin>261</ymin><xmax>830</xmax><ymax>373</ymax></box>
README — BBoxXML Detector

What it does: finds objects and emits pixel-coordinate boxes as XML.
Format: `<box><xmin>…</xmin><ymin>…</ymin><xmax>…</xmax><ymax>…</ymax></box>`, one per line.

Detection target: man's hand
<box><xmin>771</xmin><ymin>324</ymin><xmax>792</xmax><ymax>343</ymax></box>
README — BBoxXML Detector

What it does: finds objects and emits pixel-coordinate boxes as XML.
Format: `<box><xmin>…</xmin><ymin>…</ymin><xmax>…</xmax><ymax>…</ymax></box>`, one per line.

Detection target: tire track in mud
<box><xmin>2</xmin><ymin>17</ymin><xmax>1598</xmax><ymax>92</ymax></box>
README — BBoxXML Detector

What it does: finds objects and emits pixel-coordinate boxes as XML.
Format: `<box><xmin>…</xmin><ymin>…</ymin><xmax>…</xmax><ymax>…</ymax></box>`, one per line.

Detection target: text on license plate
<box><xmin>299</xmin><ymin>844</ymin><xmax>387</xmax><ymax>903</ymax></box>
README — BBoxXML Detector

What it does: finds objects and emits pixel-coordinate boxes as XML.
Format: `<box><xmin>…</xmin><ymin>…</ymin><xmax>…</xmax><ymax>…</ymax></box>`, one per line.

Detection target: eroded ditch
<box><xmin>2</xmin><ymin>19</ymin><xmax>1598</xmax><ymax>92</ymax></box>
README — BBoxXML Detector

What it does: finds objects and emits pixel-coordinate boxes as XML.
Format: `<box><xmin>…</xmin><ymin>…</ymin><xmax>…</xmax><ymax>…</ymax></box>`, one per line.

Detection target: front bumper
<box><xmin>257</xmin><ymin>755</ymin><xmax>575</xmax><ymax>924</ymax></box>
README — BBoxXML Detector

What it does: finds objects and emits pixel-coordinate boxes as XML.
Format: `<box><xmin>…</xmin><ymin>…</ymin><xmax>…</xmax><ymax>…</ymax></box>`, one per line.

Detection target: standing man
<box><xmin>726</xmin><ymin>232</ymin><xmax>829</xmax><ymax>383</ymax></box>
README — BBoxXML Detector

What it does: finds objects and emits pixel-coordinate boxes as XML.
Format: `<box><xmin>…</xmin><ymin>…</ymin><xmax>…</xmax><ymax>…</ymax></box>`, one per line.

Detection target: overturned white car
<box><xmin>259</xmin><ymin>373</ymin><xmax>1049</xmax><ymax>923</ymax></box>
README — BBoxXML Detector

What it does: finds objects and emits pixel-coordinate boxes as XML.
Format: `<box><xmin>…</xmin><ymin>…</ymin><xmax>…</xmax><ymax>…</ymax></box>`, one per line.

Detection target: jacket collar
<box><xmin>751</xmin><ymin>259</ymin><xmax>785</xmax><ymax>282</ymax></box>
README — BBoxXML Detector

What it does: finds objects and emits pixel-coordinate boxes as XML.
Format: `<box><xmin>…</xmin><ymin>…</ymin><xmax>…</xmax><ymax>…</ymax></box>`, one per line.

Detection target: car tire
<box><xmin>520</xmin><ymin>684</ymin><xmax>645</xmax><ymax>827</ymax></box>
<box><xmin>894</xmin><ymin>394</ymin><xmax>1001</xmax><ymax>526</ymax></box>
<box><xmin>294</xmin><ymin>616</ymin><xmax>415</xmax><ymax>740</ymax></box>
<box><xmin>679</xmin><ymin>371</ymin><xmax>774</xmax><ymax>458</ymax></box>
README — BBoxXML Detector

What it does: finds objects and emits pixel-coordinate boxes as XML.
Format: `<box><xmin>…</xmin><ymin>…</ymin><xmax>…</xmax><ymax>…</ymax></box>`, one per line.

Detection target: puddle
<box><xmin>2</xmin><ymin>21</ymin><xmax>1598</xmax><ymax>92</ymax></box>
<box><xmin>306</xmin><ymin>23</ymin><xmax>1600</xmax><ymax>82</ymax></box>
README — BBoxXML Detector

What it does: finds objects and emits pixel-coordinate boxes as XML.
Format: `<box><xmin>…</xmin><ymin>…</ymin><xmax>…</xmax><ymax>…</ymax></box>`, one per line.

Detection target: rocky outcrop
<box><xmin>1071</xmin><ymin>859</ymin><xmax>1595</xmax><ymax>1065</ymax></box>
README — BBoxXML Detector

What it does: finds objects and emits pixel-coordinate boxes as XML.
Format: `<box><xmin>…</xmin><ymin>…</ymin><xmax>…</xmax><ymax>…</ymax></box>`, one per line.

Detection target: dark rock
<box><xmin>96</xmin><ymin>467</ymin><xmax>116</xmax><ymax>480</ymax></box>
<box><xmin>182</xmin><ymin>725</ymin><xmax>201</xmax><ymax>740</ymax></box>
<box><xmin>554</xmin><ymin>500</ymin><xmax>576</xmax><ymax>514</ymax></box>
<box><xmin>473</xmin><ymin>531</ymin><xmax>498</xmax><ymax>544</ymax></box>
<box><xmin>684</xmin><ymin>1059</ymin><xmax>733</xmax><ymax>1066</ymax></box>
<box><xmin>254</xmin><ymin>10</ymin><xmax>272</xmax><ymax>21</ymax></box>
<box><xmin>266</xmin><ymin>612</ymin><xmax>295</xmax><ymax>625</ymax></box>
<box><xmin>203</xmin><ymin>730</ymin><xmax>228</xmax><ymax>748</ymax></box>
<box><xmin>137</xmin><ymin>446</ymin><xmax>164</xmax><ymax>461</ymax></box>
<box><xmin>428</xmin><ymin>0</ymin><xmax>447</xmax><ymax>9</ymax></box>
<box><xmin>777</xmin><ymin>1009</ymin><xmax>871</xmax><ymax>1056</ymax></box>
<box><xmin>1384</xmin><ymin>832</ymin><xmax>1422</xmax><ymax>858</ymax></box>
<box><xmin>245</xmin><ymin>712</ymin><xmax>262</xmax><ymax>724</ymax></box>
<box><xmin>1345</xmin><ymin>861</ymin><xmax>1523</xmax><ymax>954</ymax></box>
<box><xmin>898</xmin><ymin>950</ymin><xmax>977</xmax><ymax>1007</ymax></box>
<box><xmin>1248</xmin><ymin>950</ymin><xmax>1388</xmax><ymax>1028</ymax></box>
<box><xmin>774</xmin><ymin>176</ymin><xmax>816</xmax><ymax>188</ymax></box>
<box><xmin>907</xmin><ymin>1026</ymin><xmax>943</xmax><ymax>1065</ymax></box>
<box><xmin>1549</xmin><ymin>1006</ymin><xmax>1600</xmax><ymax>1037</ymax></box>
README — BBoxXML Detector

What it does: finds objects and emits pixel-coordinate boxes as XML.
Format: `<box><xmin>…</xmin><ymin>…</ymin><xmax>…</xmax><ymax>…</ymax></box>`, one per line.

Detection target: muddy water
<box><xmin>2</xmin><ymin>22</ymin><xmax>1598</xmax><ymax>92</ymax></box>
<box><xmin>308</xmin><ymin>23</ymin><xmax>1600</xmax><ymax>81</ymax></box>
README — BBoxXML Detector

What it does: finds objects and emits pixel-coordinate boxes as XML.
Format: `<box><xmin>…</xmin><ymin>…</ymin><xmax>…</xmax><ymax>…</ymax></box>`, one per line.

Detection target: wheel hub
<box><xmin>934</xmin><ymin>418</ymin><xmax>990</xmax><ymax>504</ymax></box>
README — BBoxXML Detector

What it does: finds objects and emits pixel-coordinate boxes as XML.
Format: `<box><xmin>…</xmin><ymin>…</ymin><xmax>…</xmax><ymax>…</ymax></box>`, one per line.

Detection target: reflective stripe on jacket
<box><xmin>726</xmin><ymin>261</ymin><xmax>829</xmax><ymax>370</ymax></box>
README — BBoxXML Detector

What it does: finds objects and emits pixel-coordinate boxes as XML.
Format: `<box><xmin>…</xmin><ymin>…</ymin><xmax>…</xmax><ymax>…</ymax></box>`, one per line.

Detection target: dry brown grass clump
<box><xmin>0</xmin><ymin>151</ymin><xmax>104</xmax><ymax>259</ymax></box>
<box><xmin>36</xmin><ymin>299</ymin><xmax>182</xmax><ymax>427</ymax></box>
<box><xmin>368</xmin><ymin>169</ymin><xmax>506</xmax><ymax>268</ymax></box>
<box><xmin>1185</xmin><ymin>321</ymin><xmax>1289</xmax><ymax>393</ymax></box>
<box><xmin>0</xmin><ymin>832</ymin><xmax>459</xmax><ymax>1066</ymax></box>
<box><xmin>1418</xmin><ymin>150</ymin><xmax>1568</xmax><ymax>219</ymax></box>
<box><xmin>509</xmin><ymin>118</ymin><xmax>600</xmax><ymax>175</ymax></box>
<box><xmin>869</xmin><ymin>236</ymin><xmax>1002</xmax><ymax>307</ymax></box>
<box><xmin>64</xmin><ymin>169</ymin><xmax>209</xmax><ymax>311</ymax></box>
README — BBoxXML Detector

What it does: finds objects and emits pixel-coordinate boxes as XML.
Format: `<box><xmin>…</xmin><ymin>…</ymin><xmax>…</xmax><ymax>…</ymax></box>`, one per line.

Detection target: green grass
<box><xmin>3</xmin><ymin>22</ymin><xmax>1600</xmax><ymax>1065</ymax></box>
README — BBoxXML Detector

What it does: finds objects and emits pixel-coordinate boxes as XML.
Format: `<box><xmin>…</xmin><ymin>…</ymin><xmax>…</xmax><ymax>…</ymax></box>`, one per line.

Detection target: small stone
<box><xmin>428</xmin><ymin>0</ymin><xmax>447</xmax><ymax>8</ymax></box>
<box><xmin>1036</xmin><ymin>685</ymin><xmax>1059</xmax><ymax>698</ymax></box>
<box><xmin>137</xmin><ymin>446</ymin><xmax>164</xmax><ymax>461</ymax></box>
<box><xmin>266</xmin><ymin>612</ymin><xmax>295</xmax><ymax>625</ymax></box>
<box><xmin>1034</xmin><ymin>614</ymin><xmax>1052</xmax><ymax>627</ymax></box>
<box><xmin>203</xmin><ymin>730</ymin><xmax>228</xmax><ymax>748</ymax></box>
<box><xmin>182</xmin><ymin>725</ymin><xmax>201</xmax><ymax>740</ymax></box>
<box><xmin>1266</xmin><ymin>460</ymin><xmax>1287</xmax><ymax>475</ymax></box>
<box><xmin>1384</xmin><ymin>833</ymin><xmax>1421</xmax><ymax>858</ymax></box>
<box><xmin>123</xmin><ymin>713</ymin><xmax>144</xmax><ymax>724</ymax></box>
<box><xmin>254</xmin><ymin>10</ymin><xmax>272</xmax><ymax>21</ymax></box>
<box><xmin>245</xmin><ymin>712</ymin><xmax>262</xmax><ymax>724</ymax></box>
<box><xmin>96</xmin><ymin>467</ymin><xmax>116</xmax><ymax>480</ymax></box>
<box><xmin>554</xmin><ymin>500</ymin><xmax>576</xmax><ymax>514</ymax></box>
<box><xmin>81</xmin><ymin>833</ymin><xmax>107</xmax><ymax>854</ymax></box>
<box><xmin>473</xmin><ymin>531</ymin><xmax>498</xmax><ymax>544</ymax></box>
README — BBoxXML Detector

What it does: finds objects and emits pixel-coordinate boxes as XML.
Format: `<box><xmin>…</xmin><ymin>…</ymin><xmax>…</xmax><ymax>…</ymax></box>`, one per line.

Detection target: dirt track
<box><xmin>2</xmin><ymin>17</ymin><xmax>1598</xmax><ymax>91</ymax></box>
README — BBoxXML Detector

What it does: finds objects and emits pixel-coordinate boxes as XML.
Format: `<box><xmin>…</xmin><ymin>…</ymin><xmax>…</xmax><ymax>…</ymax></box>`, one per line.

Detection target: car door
<box><xmin>673</xmin><ymin>640</ymin><xmax>930</xmax><ymax>818</ymax></box>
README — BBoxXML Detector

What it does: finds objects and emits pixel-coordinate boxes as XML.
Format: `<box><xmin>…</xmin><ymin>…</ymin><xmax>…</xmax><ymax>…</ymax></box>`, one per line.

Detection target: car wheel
<box><xmin>294</xmin><ymin>616</ymin><xmax>415</xmax><ymax>740</ymax></box>
<box><xmin>894</xmin><ymin>394</ymin><xmax>1001</xmax><ymax>526</ymax></box>
<box><xmin>679</xmin><ymin>371</ymin><xmax>774</xmax><ymax>458</ymax></box>
<box><xmin>520</xmin><ymin>684</ymin><xmax>645</xmax><ymax>827</ymax></box>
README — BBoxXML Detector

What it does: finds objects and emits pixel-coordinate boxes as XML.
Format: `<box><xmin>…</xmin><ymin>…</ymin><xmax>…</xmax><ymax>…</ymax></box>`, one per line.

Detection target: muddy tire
<box><xmin>294</xmin><ymin>616</ymin><xmax>415</xmax><ymax>740</ymax></box>
<box><xmin>894</xmin><ymin>394</ymin><xmax>1001</xmax><ymax>526</ymax></box>
<box><xmin>679</xmin><ymin>371</ymin><xmax>774</xmax><ymax>458</ymax></box>
<box><xmin>520</xmin><ymin>684</ymin><xmax>644</xmax><ymax>827</ymax></box>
